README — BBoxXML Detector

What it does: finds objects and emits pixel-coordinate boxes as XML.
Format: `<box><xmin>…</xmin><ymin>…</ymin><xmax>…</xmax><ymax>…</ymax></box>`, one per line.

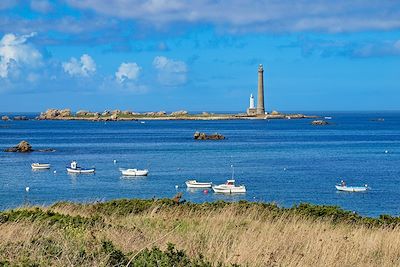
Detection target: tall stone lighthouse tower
<box><xmin>257</xmin><ymin>64</ymin><xmax>265</xmax><ymax>115</ymax></box>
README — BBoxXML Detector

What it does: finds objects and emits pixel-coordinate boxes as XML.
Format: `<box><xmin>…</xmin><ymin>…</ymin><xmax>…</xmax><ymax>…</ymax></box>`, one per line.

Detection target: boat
<box><xmin>324</xmin><ymin>116</ymin><xmax>332</xmax><ymax>120</ymax></box>
<box><xmin>67</xmin><ymin>161</ymin><xmax>95</xmax><ymax>174</ymax></box>
<box><xmin>335</xmin><ymin>184</ymin><xmax>368</xmax><ymax>192</ymax></box>
<box><xmin>212</xmin><ymin>180</ymin><xmax>246</xmax><ymax>194</ymax></box>
<box><xmin>185</xmin><ymin>180</ymin><xmax>212</xmax><ymax>188</ymax></box>
<box><xmin>120</xmin><ymin>168</ymin><xmax>149</xmax><ymax>176</ymax></box>
<box><xmin>31</xmin><ymin>163</ymin><xmax>51</xmax><ymax>170</ymax></box>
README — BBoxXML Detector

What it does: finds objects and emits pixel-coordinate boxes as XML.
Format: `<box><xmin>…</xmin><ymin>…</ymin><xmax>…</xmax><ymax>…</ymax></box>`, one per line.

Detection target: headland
<box><xmin>1</xmin><ymin>198</ymin><xmax>400</xmax><ymax>266</ymax></box>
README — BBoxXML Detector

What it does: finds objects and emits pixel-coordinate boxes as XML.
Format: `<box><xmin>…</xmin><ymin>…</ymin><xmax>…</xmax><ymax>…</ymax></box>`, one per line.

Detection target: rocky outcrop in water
<box><xmin>13</xmin><ymin>116</ymin><xmax>28</xmax><ymax>120</ymax></box>
<box><xmin>4</xmin><ymin>140</ymin><xmax>33</xmax><ymax>152</ymax></box>
<box><xmin>311</xmin><ymin>120</ymin><xmax>329</xmax><ymax>125</ymax></box>
<box><xmin>171</xmin><ymin>110</ymin><xmax>188</xmax><ymax>116</ymax></box>
<box><xmin>4</xmin><ymin>140</ymin><xmax>55</xmax><ymax>152</ymax></box>
<box><xmin>102</xmin><ymin>110</ymin><xmax>111</xmax><ymax>116</ymax></box>
<box><xmin>194</xmin><ymin>132</ymin><xmax>225</xmax><ymax>140</ymax></box>
<box><xmin>76</xmin><ymin>110</ymin><xmax>90</xmax><ymax>116</ymax></box>
<box><xmin>39</xmin><ymin>109</ymin><xmax>71</xmax><ymax>119</ymax></box>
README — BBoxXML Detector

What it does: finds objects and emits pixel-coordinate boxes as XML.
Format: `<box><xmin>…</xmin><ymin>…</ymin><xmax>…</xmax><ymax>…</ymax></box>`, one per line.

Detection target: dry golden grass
<box><xmin>1</xmin><ymin>201</ymin><xmax>400</xmax><ymax>266</ymax></box>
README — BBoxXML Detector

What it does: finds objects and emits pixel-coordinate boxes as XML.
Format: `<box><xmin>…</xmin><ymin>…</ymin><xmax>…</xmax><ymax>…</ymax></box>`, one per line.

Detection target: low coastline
<box><xmin>1</xmin><ymin>198</ymin><xmax>400</xmax><ymax>266</ymax></box>
<box><xmin>31</xmin><ymin>108</ymin><xmax>319</xmax><ymax>121</ymax></box>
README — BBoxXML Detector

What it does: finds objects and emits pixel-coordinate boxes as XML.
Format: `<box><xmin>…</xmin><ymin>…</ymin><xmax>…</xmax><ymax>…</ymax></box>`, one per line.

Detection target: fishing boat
<box><xmin>185</xmin><ymin>180</ymin><xmax>212</xmax><ymax>188</ymax></box>
<box><xmin>120</xmin><ymin>168</ymin><xmax>149</xmax><ymax>176</ymax></box>
<box><xmin>31</xmin><ymin>163</ymin><xmax>51</xmax><ymax>170</ymax></box>
<box><xmin>67</xmin><ymin>161</ymin><xmax>95</xmax><ymax>174</ymax></box>
<box><xmin>212</xmin><ymin>179</ymin><xmax>246</xmax><ymax>194</ymax></box>
<box><xmin>335</xmin><ymin>185</ymin><xmax>368</xmax><ymax>192</ymax></box>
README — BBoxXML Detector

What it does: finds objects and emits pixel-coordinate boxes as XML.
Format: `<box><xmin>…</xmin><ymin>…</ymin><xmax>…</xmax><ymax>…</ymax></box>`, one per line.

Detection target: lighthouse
<box><xmin>256</xmin><ymin>64</ymin><xmax>265</xmax><ymax>115</ymax></box>
<box><xmin>249</xmin><ymin>94</ymin><xmax>255</xmax><ymax>109</ymax></box>
<box><xmin>246</xmin><ymin>64</ymin><xmax>266</xmax><ymax>116</ymax></box>
<box><xmin>247</xmin><ymin>93</ymin><xmax>257</xmax><ymax>115</ymax></box>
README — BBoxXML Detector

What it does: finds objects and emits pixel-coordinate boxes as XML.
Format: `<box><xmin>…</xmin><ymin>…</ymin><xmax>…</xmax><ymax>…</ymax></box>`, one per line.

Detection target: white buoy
<box><xmin>113</xmin><ymin>159</ymin><xmax>117</xmax><ymax>164</ymax></box>
<box><xmin>175</xmin><ymin>185</ymin><xmax>179</xmax><ymax>189</ymax></box>
<box><xmin>25</xmin><ymin>187</ymin><xmax>30</xmax><ymax>192</ymax></box>
<box><xmin>53</xmin><ymin>170</ymin><xmax>57</xmax><ymax>174</ymax></box>
<box><xmin>385</xmin><ymin>150</ymin><xmax>388</xmax><ymax>154</ymax></box>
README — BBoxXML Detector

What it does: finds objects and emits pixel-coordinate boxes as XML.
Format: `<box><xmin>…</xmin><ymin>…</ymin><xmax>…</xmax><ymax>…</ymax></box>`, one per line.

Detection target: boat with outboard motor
<box><xmin>120</xmin><ymin>168</ymin><xmax>149</xmax><ymax>176</ymax></box>
<box><xmin>335</xmin><ymin>180</ymin><xmax>368</xmax><ymax>192</ymax></box>
<box><xmin>335</xmin><ymin>184</ymin><xmax>368</xmax><ymax>192</ymax></box>
<box><xmin>31</xmin><ymin>163</ymin><xmax>51</xmax><ymax>170</ymax></box>
<box><xmin>185</xmin><ymin>180</ymin><xmax>212</xmax><ymax>188</ymax></box>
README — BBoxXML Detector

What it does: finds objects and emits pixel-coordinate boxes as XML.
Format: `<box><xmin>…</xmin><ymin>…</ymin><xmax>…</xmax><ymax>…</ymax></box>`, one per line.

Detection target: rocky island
<box><xmin>4</xmin><ymin>140</ymin><xmax>55</xmax><ymax>153</ymax></box>
<box><xmin>36</xmin><ymin>108</ymin><xmax>318</xmax><ymax>121</ymax></box>
<box><xmin>194</xmin><ymin>131</ymin><xmax>225</xmax><ymax>140</ymax></box>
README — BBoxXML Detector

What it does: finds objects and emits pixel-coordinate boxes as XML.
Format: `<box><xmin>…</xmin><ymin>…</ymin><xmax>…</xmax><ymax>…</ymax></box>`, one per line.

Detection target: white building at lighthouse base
<box><xmin>247</xmin><ymin>93</ymin><xmax>257</xmax><ymax>115</ymax></box>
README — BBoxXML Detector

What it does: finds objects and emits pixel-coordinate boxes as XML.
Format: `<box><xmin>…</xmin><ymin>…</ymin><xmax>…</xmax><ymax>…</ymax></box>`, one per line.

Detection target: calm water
<box><xmin>0</xmin><ymin>112</ymin><xmax>399</xmax><ymax>217</ymax></box>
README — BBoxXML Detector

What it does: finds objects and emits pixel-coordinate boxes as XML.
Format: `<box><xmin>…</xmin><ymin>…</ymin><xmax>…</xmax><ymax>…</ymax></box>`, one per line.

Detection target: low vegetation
<box><xmin>1</xmin><ymin>199</ymin><xmax>400</xmax><ymax>266</ymax></box>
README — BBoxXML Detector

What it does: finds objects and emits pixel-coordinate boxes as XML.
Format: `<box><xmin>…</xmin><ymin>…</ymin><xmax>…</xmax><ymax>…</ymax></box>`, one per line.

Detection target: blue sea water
<box><xmin>0</xmin><ymin>112</ymin><xmax>399</xmax><ymax>217</ymax></box>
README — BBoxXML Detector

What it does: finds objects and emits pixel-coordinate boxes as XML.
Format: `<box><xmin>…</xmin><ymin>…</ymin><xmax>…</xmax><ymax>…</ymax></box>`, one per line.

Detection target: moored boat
<box><xmin>212</xmin><ymin>180</ymin><xmax>246</xmax><ymax>194</ymax></box>
<box><xmin>335</xmin><ymin>185</ymin><xmax>368</xmax><ymax>192</ymax></box>
<box><xmin>67</xmin><ymin>161</ymin><xmax>95</xmax><ymax>174</ymax></box>
<box><xmin>120</xmin><ymin>168</ymin><xmax>149</xmax><ymax>176</ymax></box>
<box><xmin>185</xmin><ymin>180</ymin><xmax>212</xmax><ymax>188</ymax></box>
<box><xmin>31</xmin><ymin>163</ymin><xmax>51</xmax><ymax>170</ymax></box>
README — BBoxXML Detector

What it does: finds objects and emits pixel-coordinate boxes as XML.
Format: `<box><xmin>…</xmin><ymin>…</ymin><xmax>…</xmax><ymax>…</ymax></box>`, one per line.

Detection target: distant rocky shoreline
<box><xmin>11</xmin><ymin>108</ymin><xmax>318</xmax><ymax>121</ymax></box>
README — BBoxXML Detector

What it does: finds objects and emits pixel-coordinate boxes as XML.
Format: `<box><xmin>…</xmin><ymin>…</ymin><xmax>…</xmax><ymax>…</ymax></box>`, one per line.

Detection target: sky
<box><xmin>0</xmin><ymin>0</ymin><xmax>399</xmax><ymax>112</ymax></box>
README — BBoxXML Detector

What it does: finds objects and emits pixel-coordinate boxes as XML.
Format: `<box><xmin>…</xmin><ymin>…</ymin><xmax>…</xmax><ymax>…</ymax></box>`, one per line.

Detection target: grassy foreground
<box><xmin>1</xmin><ymin>199</ymin><xmax>400</xmax><ymax>266</ymax></box>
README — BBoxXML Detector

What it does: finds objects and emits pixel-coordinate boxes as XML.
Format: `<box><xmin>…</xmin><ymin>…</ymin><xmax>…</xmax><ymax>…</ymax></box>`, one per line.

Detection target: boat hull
<box><xmin>121</xmin><ymin>169</ymin><xmax>149</xmax><ymax>176</ymax></box>
<box><xmin>31</xmin><ymin>163</ymin><xmax>50</xmax><ymax>170</ymax></box>
<box><xmin>335</xmin><ymin>185</ymin><xmax>367</xmax><ymax>192</ymax></box>
<box><xmin>212</xmin><ymin>185</ymin><xmax>246</xmax><ymax>194</ymax></box>
<box><xmin>185</xmin><ymin>180</ymin><xmax>212</xmax><ymax>188</ymax></box>
<box><xmin>67</xmin><ymin>168</ymin><xmax>95</xmax><ymax>174</ymax></box>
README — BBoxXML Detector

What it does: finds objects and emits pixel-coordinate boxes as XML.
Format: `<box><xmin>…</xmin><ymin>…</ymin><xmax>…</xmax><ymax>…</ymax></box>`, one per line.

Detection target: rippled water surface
<box><xmin>0</xmin><ymin>112</ymin><xmax>399</xmax><ymax>217</ymax></box>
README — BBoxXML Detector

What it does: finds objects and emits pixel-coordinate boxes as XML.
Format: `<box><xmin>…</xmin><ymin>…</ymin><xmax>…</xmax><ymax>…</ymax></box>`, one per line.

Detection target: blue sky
<box><xmin>0</xmin><ymin>0</ymin><xmax>399</xmax><ymax>112</ymax></box>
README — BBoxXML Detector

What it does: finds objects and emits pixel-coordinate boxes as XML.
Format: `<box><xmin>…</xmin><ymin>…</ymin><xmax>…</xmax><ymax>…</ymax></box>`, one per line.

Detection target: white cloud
<box><xmin>0</xmin><ymin>32</ymin><xmax>42</xmax><ymax>79</ymax></box>
<box><xmin>153</xmin><ymin>56</ymin><xmax>187</xmax><ymax>86</ymax></box>
<box><xmin>62</xmin><ymin>54</ymin><xmax>96</xmax><ymax>77</ymax></box>
<box><xmin>115</xmin><ymin>62</ymin><xmax>141</xmax><ymax>83</ymax></box>
<box><xmin>66</xmin><ymin>0</ymin><xmax>400</xmax><ymax>33</ymax></box>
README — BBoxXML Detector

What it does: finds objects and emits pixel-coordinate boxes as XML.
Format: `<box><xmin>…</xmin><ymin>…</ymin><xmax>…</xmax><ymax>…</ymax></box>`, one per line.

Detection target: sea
<box><xmin>0</xmin><ymin>112</ymin><xmax>399</xmax><ymax>217</ymax></box>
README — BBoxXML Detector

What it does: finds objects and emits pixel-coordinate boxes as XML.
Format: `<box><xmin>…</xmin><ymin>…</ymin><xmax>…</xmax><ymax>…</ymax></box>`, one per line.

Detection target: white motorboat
<box><xmin>335</xmin><ymin>185</ymin><xmax>368</xmax><ymax>192</ymax></box>
<box><xmin>212</xmin><ymin>180</ymin><xmax>246</xmax><ymax>194</ymax></box>
<box><xmin>185</xmin><ymin>180</ymin><xmax>212</xmax><ymax>188</ymax></box>
<box><xmin>31</xmin><ymin>163</ymin><xmax>51</xmax><ymax>170</ymax></box>
<box><xmin>120</xmin><ymin>168</ymin><xmax>149</xmax><ymax>176</ymax></box>
<box><xmin>67</xmin><ymin>161</ymin><xmax>95</xmax><ymax>174</ymax></box>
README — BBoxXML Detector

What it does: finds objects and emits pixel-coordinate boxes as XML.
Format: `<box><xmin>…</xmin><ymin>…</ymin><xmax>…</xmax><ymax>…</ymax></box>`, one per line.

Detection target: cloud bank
<box><xmin>66</xmin><ymin>0</ymin><xmax>400</xmax><ymax>33</ymax></box>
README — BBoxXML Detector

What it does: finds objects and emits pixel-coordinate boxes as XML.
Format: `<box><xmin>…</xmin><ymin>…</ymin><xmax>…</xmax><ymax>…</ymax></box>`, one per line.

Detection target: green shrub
<box><xmin>131</xmin><ymin>243</ymin><xmax>216</xmax><ymax>267</ymax></box>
